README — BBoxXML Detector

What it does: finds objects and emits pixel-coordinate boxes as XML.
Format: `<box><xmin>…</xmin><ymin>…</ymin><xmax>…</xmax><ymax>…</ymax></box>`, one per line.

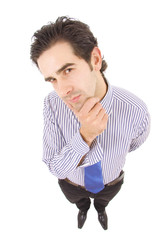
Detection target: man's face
<box><xmin>37</xmin><ymin>41</ymin><xmax>100</xmax><ymax>111</ymax></box>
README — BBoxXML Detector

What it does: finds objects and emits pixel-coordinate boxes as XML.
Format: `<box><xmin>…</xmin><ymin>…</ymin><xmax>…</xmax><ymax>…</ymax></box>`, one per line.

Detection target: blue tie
<box><xmin>84</xmin><ymin>161</ymin><xmax>104</xmax><ymax>194</ymax></box>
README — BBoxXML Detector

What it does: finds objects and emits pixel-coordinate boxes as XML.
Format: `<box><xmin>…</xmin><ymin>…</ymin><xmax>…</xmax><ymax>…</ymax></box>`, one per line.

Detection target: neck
<box><xmin>95</xmin><ymin>72</ymin><xmax>108</xmax><ymax>101</ymax></box>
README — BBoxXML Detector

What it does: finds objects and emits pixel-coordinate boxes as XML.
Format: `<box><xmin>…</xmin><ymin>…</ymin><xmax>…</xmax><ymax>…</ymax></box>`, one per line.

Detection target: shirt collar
<box><xmin>100</xmin><ymin>78</ymin><xmax>113</xmax><ymax>116</ymax></box>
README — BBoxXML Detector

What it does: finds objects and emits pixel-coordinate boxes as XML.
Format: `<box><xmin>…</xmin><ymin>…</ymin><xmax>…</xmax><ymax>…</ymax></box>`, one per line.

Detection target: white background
<box><xmin>0</xmin><ymin>0</ymin><xmax>160</xmax><ymax>239</ymax></box>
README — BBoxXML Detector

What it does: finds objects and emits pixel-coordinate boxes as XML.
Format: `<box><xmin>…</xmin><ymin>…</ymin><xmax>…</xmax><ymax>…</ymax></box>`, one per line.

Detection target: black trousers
<box><xmin>58</xmin><ymin>176</ymin><xmax>124</xmax><ymax>213</ymax></box>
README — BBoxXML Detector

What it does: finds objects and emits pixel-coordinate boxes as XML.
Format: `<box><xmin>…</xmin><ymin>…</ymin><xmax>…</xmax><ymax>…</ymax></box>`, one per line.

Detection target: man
<box><xmin>30</xmin><ymin>16</ymin><xmax>150</xmax><ymax>230</ymax></box>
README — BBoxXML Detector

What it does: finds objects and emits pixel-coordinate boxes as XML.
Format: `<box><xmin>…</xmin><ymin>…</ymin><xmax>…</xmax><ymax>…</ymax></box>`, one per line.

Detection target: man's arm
<box><xmin>43</xmin><ymin>97</ymin><xmax>108</xmax><ymax>178</ymax></box>
<box><xmin>43</xmin><ymin>97</ymin><xmax>90</xmax><ymax>179</ymax></box>
<box><xmin>129</xmin><ymin>111</ymin><xmax>150</xmax><ymax>152</ymax></box>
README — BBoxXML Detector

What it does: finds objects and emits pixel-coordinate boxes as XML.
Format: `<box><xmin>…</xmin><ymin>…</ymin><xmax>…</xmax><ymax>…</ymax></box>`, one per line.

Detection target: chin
<box><xmin>73</xmin><ymin>102</ymin><xmax>84</xmax><ymax>111</ymax></box>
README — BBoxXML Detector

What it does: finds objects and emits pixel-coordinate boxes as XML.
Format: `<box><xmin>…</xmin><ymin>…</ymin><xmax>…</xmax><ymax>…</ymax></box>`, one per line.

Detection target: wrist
<box><xmin>80</xmin><ymin>129</ymin><xmax>94</xmax><ymax>147</ymax></box>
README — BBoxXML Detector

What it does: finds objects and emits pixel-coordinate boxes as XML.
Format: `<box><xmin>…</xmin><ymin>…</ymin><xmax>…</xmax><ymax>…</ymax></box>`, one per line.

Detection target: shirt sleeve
<box><xmin>42</xmin><ymin>97</ymin><xmax>90</xmax><ymax>179</ymax></box>
<box><xmin>129</xmin><ymin>110</ymin><xmax>151</xmax><ymax>152</ymax></box>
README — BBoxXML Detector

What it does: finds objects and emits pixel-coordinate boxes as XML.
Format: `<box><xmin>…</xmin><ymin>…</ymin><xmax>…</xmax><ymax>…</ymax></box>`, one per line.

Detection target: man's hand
<box><xmin>68</xmin><ymin>97</ymin><xmax>108</xmax><ymax>146</ymax></box>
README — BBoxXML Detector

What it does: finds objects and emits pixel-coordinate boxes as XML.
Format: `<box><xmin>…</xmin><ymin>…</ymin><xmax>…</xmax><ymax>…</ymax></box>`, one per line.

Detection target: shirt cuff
<box><xmin>88</xmin><ymin>138</ymin><xmax>104</xmax><ymax>165</ymax></box>
<box><xmin>78</xmin><ymin>137</ymin><xmax>104</xmax><ymax>168</ymax></box>
<box><xmin>71</xmin><ymin>131</ymin><xmax>90</xmax><ymax>156</ymax></box>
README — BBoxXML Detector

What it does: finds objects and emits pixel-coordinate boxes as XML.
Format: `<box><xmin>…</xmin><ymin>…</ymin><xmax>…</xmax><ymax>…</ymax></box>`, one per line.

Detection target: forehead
<box><xmin>37</xmin><ymin>41</ymin><xmax>79</xmax><ymax>73</ymax></box>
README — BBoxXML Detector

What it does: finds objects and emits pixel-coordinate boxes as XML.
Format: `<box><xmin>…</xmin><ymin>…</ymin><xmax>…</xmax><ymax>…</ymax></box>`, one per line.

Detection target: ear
<box><xmin>91</xmin><ymin>47</ymin><xmax>102</xmax><ymax>71</ymax></box>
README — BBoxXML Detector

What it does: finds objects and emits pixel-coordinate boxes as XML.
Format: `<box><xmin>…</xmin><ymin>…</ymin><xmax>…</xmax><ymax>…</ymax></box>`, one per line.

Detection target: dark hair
<box><xmin>30</xmin><ymin>16</ymin><xmax>107</xmax><ymax>74</ymax></box>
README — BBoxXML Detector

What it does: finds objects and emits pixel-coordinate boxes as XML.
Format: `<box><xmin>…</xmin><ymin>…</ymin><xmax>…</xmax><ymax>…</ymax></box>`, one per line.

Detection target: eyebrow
<box><xmin>45</xmin><ymin>63</ymin><xmax>75</xmax><ymax>82</ymax></box>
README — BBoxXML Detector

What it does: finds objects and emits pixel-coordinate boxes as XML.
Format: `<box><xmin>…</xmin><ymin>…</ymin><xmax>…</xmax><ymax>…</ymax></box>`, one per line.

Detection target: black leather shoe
<box><xmin>78</xmin><ymin>210</ymin><xmax>87</xmax><ymax>229</ymax></box>
<box><xmin>98</xmin><ymin>210</ymin><xmax>108</xmax><ymax>230</ymax></box>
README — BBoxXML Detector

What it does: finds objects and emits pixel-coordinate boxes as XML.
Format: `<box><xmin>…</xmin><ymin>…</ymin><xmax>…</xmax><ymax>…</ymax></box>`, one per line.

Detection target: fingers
<box><xmin>66</xmin><ymin>97</ymin><xmax>108</xmax><ymax>125</ymax></box>
<box><xmin>79</xmin><ymin>97</ymin><xmax>100</xmax><ymax>115</ymax></box>
<box><xmin>90</xmin><ymin>102</ymin><xmax>104</xmax><ymax>116</ymax></box>
<box><xmin>97</xmin><ymin>108</ymin><xmax>107</xmax><ymax>119</ymax></box>
<box><xmin>81</xmin><ymin>99</ymin><xmax>107</xmax><ymax>121</ymax></box>
<box><xmin>102</xmin><ymin>112</ymin><xmax>108</xmax><ymax>123</ymax></box>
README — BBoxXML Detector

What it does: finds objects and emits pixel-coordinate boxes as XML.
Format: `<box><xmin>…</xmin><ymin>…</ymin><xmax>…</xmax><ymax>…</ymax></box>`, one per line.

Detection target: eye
<box><xmin>47</xmin><ymin>78</ymin><xmax>56</xmax><ymax>83</ymax></box>
<box><xmin>65</xmin><ymin>68</ymin><xmax>72</xmax><ymax>74</ymax></box>
<box><xmin>50</xmin><ymin>78</ymin><xmax>55</xmax><ymax>82</ymax></box>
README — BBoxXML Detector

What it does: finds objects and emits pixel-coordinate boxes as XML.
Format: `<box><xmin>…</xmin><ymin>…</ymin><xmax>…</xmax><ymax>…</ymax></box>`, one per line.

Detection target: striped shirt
<box><xmin>43</xmin><ymin>80</ymin><xmax>150</xmax><ymax>186</ymax></box>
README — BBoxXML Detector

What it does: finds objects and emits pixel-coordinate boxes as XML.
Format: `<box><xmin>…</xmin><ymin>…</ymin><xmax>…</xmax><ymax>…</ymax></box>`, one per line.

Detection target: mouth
<box><xmin>69</xmin><ymin>95</ymin><xmax>81</xmax><ymax>103</ymax></box>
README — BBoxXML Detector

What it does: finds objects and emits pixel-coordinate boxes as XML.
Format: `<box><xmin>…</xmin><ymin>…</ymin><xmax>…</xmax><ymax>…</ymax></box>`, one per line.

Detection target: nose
<box><xmin>57</xmin><ymin>79</ymin><xmax>73</xmax><ymax>98</ymax></box>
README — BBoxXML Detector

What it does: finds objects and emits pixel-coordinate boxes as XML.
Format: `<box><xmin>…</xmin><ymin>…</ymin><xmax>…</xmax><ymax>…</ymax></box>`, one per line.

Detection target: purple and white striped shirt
<box><xmin>42</xmin><ymin>80</ymin><xmax>150</xmax><ymax>186</ymax></box>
